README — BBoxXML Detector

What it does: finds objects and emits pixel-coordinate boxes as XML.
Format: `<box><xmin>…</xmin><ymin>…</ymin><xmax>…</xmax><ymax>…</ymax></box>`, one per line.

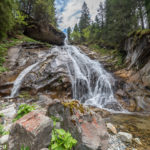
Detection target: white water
<box><xmin>10</xmin><ymin>62</ymin><xmax>39</xmax><ymax>98</ymax></box>
<box><xmin>64</xmin><ymin>44</ymin><xmax>123</xmax><ymax>111</ymax></box>
<box><xmin>10</xmin><ymin>42</ymin><xmax>123</xmax><ymax>111</ymax></box>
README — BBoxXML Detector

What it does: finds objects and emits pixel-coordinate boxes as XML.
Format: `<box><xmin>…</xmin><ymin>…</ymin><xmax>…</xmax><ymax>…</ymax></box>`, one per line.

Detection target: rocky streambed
<box><xmin>0</xmin><ymin>42</ymin><xmax>150</xmax><ymax>150</ymax></box>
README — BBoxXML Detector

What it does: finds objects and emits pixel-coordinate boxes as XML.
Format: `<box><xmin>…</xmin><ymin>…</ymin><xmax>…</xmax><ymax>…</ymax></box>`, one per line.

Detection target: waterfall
<box><xmin>10</xmin><ymin>42</ymin><xmax>123</xmax><ymax>111</ymax></box>
<box><xmin>64</xmin><ymin>44</ymin><xmax>123</xmax><ymax>111</ymax></box>
<box><xmin>10</xmin><ymin>62</ymin><xmax>39</xmax><ymax>98</ymax></box>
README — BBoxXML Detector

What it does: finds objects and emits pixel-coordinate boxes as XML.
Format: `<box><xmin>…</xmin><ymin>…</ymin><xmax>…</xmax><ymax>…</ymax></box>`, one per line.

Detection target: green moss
<box><xmin>0</xmin><ymin>66</ymin><xmax>7</xmax><ymax>73</ymax></box>
<box><xmin>18</xmin><ymin>91</ymin><xmax>32</xmax><ymax>99</ymax></box>
<box><xmin>128</xmin><ymin>29</ymin><xmax>150</xmax><ymax>39</ymax></box>
<box><xmin>62</xmin><ymin>101</ymin><xmax>85</xmax><ymax>115</ymax></box>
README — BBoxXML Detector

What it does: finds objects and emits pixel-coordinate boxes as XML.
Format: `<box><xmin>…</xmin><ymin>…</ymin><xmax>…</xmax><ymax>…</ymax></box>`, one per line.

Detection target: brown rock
<box><xmin>106</xmin><ymin>123</ymin><xmax>117</xmax><ymax>134</ymax></box>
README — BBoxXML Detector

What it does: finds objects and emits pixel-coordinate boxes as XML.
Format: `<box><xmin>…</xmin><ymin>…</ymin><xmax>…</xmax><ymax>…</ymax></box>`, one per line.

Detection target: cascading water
<box><xmin>64</xmin><ymin>43</ymin><xmax>123</xmax><ymax>111</ymax></box>
<box><xmin>10</xmin><ymin>62</ymin><xmax>39</xmax><ymax>98</ymax></box>
<box><xmin>10</xmin><ymin>41</ymin><xmax>123</xmax><ymax>111</ymax></box>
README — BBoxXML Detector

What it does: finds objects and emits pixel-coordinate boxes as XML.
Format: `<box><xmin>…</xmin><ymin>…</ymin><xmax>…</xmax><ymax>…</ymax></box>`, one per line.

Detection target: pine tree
<box><xmin>104</xmin><ymin>0</ymin><xmax>138</xmax><ymax>44</ymax></box>
<box><xmin>74</xmin><ymin>24</ymin><xmax>79</xmax><ymax>32</ymax></box>
<box><xmin>137</xmin><ymin>0</ymin><xmax>145</xmax><ymax>29</ymax></box>
<box><xmin>145</xmin><ymin>0</ymin><xmax>150</xmax><ymax>28</ymax></box>
<box><xmin>33</xmin><ymin>0</ymin><xmax>57</xmax><ymax>26</ymax></box>
<box><xmin>95</xmin><ymin>15</ymin><xmax>100</xmax><ymax>28</ymax></box>
<box><xmin>79</xmin><ymin>2</ymin><xmax>90</xmax><ymax>32</ymax></box>
<box><xmin>0</xmin><ymin>0</ymin><xmax>16</xmax><ymax>40</ymax></box>
<box><xmin>97</xmin><ymin>2</ymin><xmax>105</xmax><ymax>29</ymax></box>
<box><xmin>70</xmin><ymin>24</ymin><xmax>81</xmax><ymax>43</ymax></box>
<box><xmin>19</xmin><ymin>0</ymin><xmax>57</xmax><ymax>27</ymax></box>
<box><xmin>79</xmin><ymin>2</ymin><xmax>91</xmax><ymax>41</ymax></box>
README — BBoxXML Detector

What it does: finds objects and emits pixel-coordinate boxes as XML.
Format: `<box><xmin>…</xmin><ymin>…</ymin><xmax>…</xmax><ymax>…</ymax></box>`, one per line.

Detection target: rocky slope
<box><xmin>0</xmin><ymin>42</ymin><xmax>136</xmax><ymax>150</ymax></box>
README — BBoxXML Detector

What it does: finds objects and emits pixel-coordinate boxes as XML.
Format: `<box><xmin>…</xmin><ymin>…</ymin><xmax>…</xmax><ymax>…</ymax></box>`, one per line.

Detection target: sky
<box><xmin>55</xmin><ymin>0</ymin><xmax>104</xmax><ymax>32</ymax></box>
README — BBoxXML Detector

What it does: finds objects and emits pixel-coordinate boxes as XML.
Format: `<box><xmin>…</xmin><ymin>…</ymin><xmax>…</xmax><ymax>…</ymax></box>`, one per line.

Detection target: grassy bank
<box><xmin>0</xmin><ymin>35</ymin><xmax>51</xmax><ymax>73</ymax></box>
<box><xmin>89</xmin><ymin>44</ymin><xmax>126</xmax><ymax>70</ymax></box>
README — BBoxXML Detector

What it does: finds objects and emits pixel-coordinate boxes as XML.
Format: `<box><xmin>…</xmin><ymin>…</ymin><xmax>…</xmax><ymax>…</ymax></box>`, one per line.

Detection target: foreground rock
<box><xmin>9</xmin><ymin>110</ymin><xmax>53</xmax><ymax>150</ymax></box>
<box><xmin>118</xmin><ymin>132</ymin><xmax>133</xmax><ymax>143</ymax></box>
<box><xmin>0</xmin><ymin>135</ymin><xmax>9</xmax><ymax>145</ymax></box>
<box><xmin>8</xmin><ymin>99</ymin><xmax>109</xmax><ymax>150</ymax></box>
<box><xmin>108</xmin><ymin>135</ymin><xmax>126</xmax><ymax>150</ymax></box>
<box><xmin>107</xmin><ymin>123</ymin><xmax>117</xmax><ymax>134</ymax></box>
<box><xmin>47</xmin><ymin>100</ymin><xmax>109</xmax><ymax>150</ymax></box>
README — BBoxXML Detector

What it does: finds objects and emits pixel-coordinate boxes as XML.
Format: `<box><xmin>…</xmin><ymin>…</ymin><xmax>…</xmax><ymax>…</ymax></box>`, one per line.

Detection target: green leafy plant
<box><xmin>13</xmin><ymin>104</ymin><xmax>35</xmax><ymax>122</ymax></box>
<box><xmin>49</xmin><ymin>116</ymin><xmax>77</xmax><ymax>150</ymax></box>
<box><xmin>20</xmin><ymin>145</ymin><xmax>30</xmax><ymax>150</ymax></box>
<box><xmin>50</xmin><ymin>129</ymin><xmax>77</xmax><ymax>150</ymax></box>
<box><xmin>3</xmin><ymin>144</ymin><xmax>7</xmax><ymax>150</ymax></box>
<box><xmin>0</xmin><ymin>124</ymin><xmax>9</xmax><ymax>136</ymax></box>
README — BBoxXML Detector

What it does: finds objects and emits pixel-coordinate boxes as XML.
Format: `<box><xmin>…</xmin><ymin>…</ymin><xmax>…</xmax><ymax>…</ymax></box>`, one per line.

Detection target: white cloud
<box><xmin>56</xmin><ymin>0</ymin><xmax>104</xmax><ymax>30</ymax></box>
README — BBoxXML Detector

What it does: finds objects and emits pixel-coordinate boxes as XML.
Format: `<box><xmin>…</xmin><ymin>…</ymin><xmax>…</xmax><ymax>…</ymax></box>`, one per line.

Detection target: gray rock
<box><xmin>118</xmin><ymin>132</ymin><xmax>133</xmax><ymax>143</ymax></box>
<box><xmin>108</xmin><ymin>135</ymin><xmax>126</xmax><ymax>150</ymax></box>
<box><xmin>47</xmin><ymin>100</ymin><xmax>109</xmax><ymax>150</ymax></box>
<box><xmin>0</xmin><ymin>104</ymin><xmax>16</xmax><ymax>119</ymax></box>
<box><xmin>4</xmin><ymin>124</ymin><xmax>12</xmax><ymax>132</ymax></box>
<box><xmin>38</xmin><ymin>94</ymin><xmax>53</xmax><ymax>107</ymax></box>
<box><xmin>9</xmin><ymin>110</ymin><xmax>53</xmax><ymax>150</ymax></box>
<box><xmin>0</xmin><ymin>135</ymin><xmax>9</xmax><ymax>144</ymax></box>
<box><xmin>21</xmin><ymin>47</ymin><xmax>72</xmax><ymax>95</ymax></box>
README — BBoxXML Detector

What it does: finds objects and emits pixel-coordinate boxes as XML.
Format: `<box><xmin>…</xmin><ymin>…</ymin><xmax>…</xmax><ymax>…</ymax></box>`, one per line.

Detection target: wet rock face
<box><xmin>22</xmin><ymin>47</ymin><xmax>71</xmax><ymax>95</ymax></box>
<box><xmin>0</xmin><ymin>43</ymin><xmax>72</xmax><ymax>98</ymax></box>
<box><xmin>24</xmin><ymin>20</ymin><xmax>65</xmax><ymax>45</ymax></box>
<box><xmin>47</xmin><ymin>100</ymin><xmax>109</xmax><ymax>150</ymax></box>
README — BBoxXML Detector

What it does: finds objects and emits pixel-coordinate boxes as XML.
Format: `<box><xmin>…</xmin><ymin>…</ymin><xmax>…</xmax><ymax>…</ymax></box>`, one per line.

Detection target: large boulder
<box><xmin>9</xmin><ymin>110</ymin><xmax>53</xmax><ymax>150</ymax></box>
<box><xmin>47</xmin><ymin>100</ymin><xmax>109</xmax><ymax>150</ymax></box>
<box><xmin>24</xmin><ymin>20</ymin><xmax>65</xmax><ymax>45</ymax></box>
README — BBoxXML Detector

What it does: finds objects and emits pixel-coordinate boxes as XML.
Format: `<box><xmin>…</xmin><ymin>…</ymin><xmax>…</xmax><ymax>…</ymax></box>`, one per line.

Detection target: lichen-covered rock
<box><xmin>9</xmin><ymin>110</ymin><xmax>53</xmax><ymax>150</ymax></box>
<box><xmin>47</xmin><ymin>100</ymin><xmax>109</xmax><ymax>150</ymax></box>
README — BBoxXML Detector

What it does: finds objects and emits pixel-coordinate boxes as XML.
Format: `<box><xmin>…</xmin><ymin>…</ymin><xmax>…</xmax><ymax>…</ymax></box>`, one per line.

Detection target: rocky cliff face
<box><xmin>124</xmin><ymin>30</ymin><xmax>150</xmax><ymax>86</ymax></box>
<box><xmin>113</xmin><ymin>30</ymin><xmax>150</xmax><ymax>112</ymax></box>
<box><xmin>24</xmin><ymin>20</ymin><xmax>66</xmax><ymax>45</ymax></box>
